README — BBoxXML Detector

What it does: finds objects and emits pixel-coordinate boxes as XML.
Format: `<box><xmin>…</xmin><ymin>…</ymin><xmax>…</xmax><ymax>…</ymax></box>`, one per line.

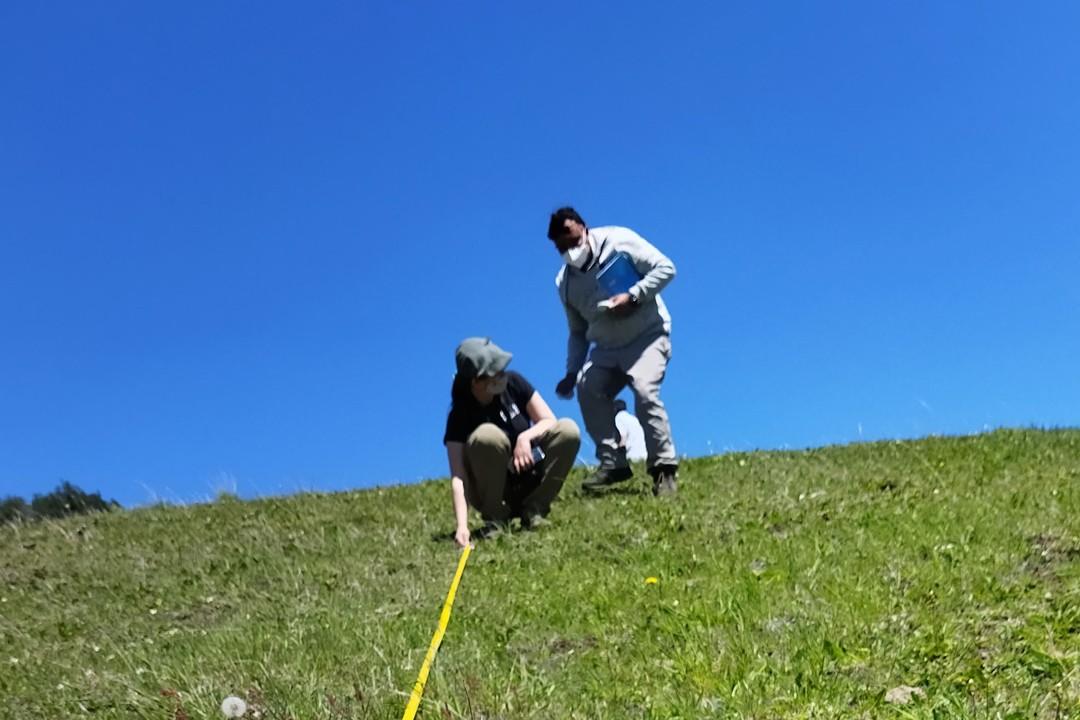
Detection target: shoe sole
<box><xmin>582</xmin><ymin>479</ymin><xmax>634</xmax><ymax>492</ymax></box>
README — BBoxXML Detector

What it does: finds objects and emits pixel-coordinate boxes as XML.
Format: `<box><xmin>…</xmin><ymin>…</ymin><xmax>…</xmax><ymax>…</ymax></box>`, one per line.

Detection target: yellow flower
<box><xmin>644</xmin><ymin>577</ymin><xmax>659</xmax><ymax>585</ymax></box>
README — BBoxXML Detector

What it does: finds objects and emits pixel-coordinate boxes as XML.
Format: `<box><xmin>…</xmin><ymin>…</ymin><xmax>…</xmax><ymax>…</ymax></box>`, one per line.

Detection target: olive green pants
<box><xmin>464</xmin><ymin>418</ymin><xmax>581</xmax><ymax>522</ymax></box>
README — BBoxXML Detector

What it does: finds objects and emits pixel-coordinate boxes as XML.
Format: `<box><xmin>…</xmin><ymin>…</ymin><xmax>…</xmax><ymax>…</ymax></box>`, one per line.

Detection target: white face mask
<box><xmin>562</xmin><ymin>242</ymin><xmax>591</xmax><ymax>269</ymax></box>
<box><xmin>486</xmin><ymin>376</ymin><xmax>508</xmax><ymax>395</ymax></box>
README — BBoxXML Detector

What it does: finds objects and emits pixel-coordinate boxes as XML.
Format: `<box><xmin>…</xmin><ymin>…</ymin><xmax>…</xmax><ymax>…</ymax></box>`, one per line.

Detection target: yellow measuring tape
<box><xmin>401</xmin><ymin>545</ymin><xmax>472</xmax><ymax>720</ymax></box>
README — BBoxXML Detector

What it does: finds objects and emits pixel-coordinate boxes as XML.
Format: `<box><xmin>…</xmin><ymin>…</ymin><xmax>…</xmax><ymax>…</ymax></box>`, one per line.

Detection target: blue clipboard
<box><xmin>595</xmin><ymin>251</ymin><xmax>643</xmax><ymax>297</ymax></box>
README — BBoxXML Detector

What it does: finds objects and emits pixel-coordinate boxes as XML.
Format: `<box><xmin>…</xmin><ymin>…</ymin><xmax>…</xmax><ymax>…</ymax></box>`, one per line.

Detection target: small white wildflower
<box><xmin>221</xmin><ymin>696</ymin><xmax>247</xmax><ymax>718</ymax></box>
<box><xmin>57</xmin><ymin>683</ymin><xmax>65</xmax><ymax>690</ymax></box>
<box><xmin>205</xmin><ymin>596</ymin><xmax>215</xmax><ymax>604</ymax></box>
<box><xmin>699</xmin><ymin>697</ymin><xmax>724</xmax><ymax>711</ymax></box>
<box><xmin>149</xmin><ymin>608</ymin><xmax>158</xmax><ymax>616</ymax></box>
<box><xmin>885</xmin><ymin>685</ymin><xmax>925</xmax><ymax>705</ymax></box>
<box><xmin>1</xmin><ymin>596</ymin><xmax>7</xmax><ymax>603</ymax></box>
<box><xmin>92</xmin><ymin>645</ymin><xmax>101</xmax><ymax>653</ymax></box>
<box><xmin>8</xmin><ymin>657</ymin><xmax>18</xmax><ymax>665</ymax></box>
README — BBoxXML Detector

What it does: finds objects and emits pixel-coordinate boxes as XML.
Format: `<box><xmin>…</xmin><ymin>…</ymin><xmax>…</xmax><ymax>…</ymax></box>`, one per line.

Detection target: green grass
<box><xmin>3</xmin><ymin>428</ymin><xmax>1080</xmax><ymax>719</ymax></box>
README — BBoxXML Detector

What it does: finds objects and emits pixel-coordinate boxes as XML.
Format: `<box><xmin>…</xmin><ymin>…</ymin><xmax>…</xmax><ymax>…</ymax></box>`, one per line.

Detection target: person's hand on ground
<box><xmin>512</xmin><ymin>436</ymin><xmax>536</xmax><ymax>473</ymax></box>
<box><xmin>555</xmin><ymin>373</ymin><xmax>576</xmax><ymax>399</ymax></box>
<box><xmin>454</xmin><ymin>525</ymin><xmax>471</xmax><ymax>548</ymax></box>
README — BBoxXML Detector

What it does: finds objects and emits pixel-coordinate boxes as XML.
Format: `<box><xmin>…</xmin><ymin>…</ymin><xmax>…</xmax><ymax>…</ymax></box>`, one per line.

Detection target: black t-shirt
<box><xmin>443</xmin><ymin>371</ymin><xmax>536</xmax><ymax>446</ymax></box>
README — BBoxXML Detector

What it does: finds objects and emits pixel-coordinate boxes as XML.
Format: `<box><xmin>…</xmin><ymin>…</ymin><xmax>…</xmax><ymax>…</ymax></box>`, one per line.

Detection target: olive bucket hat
<box><xmin>455</xmin><ymin>337</ymin><xmax>512</xmax><ymax>379</ymax></box>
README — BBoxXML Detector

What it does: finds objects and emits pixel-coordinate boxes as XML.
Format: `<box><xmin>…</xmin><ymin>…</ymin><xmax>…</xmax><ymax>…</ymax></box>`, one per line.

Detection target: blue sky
<box><xmin>2</xmin><ymin>2</ymin><xmax>1078</xmax><ymax>507</ymax></box>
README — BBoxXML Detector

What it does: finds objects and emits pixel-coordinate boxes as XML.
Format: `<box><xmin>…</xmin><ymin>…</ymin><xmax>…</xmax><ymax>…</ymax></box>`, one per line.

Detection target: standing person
<box><xmin>548</xmin><ymin>206</ymin><xmax>679</xmax><ymax>496</ymax></box>
<box><xmin>444</xmin><ymin>337</ymin><xmax>581</xmax><ymax>547</ymax></box>
<box><xmin>614</xmin><ymin>399</ymin><xmax>647</xmax><ymax>462</ymax></box>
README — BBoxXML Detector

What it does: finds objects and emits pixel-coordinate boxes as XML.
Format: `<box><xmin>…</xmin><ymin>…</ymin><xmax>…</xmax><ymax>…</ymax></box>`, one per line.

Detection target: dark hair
<box><xmin>547</xmin><ymin>207</ymin><xmax>585</xmax><ymax>240</ymax></box>
<box><xmin>450</xmin><ymin>373</ymin><xmax>472</xmax><ymax>407</ymax></box>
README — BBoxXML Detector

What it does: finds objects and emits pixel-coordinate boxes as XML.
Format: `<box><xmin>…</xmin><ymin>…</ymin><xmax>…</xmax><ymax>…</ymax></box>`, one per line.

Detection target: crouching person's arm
<box><xmin>510</xmin><ymin>392</ymin><xmax>557</xmax><ymax>474</ymax></box>
<box><xmin>446</xmin><ymin>442</ymin><xmax>471</xmax><ymax>547</ymax></box>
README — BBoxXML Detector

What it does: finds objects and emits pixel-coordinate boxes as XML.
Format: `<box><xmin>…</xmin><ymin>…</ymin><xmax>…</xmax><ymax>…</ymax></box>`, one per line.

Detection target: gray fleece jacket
<box><xmin>555</xmin><ymin>225</ymin><xmax>676</xmax><ymax>374</ymax></box>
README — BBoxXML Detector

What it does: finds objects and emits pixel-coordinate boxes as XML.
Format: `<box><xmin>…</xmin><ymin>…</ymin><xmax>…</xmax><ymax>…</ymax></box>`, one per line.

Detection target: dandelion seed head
<box><xmin>221</xmin><ymin>696</ymin><xmax>247</xmax><ymax>718</ymax></box>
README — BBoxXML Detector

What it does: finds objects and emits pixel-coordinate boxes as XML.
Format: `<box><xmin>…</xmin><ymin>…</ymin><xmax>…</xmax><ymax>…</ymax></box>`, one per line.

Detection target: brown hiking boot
<box><xmin>581</xmin><ymin>466</ymin><xmax>634</xmax><ymax>492</ymax></box>
<box><xmin>475</xmin><ymin>520</ymin><xmax>509</xmax><ymax>540</ymax></box>
<box><xmin>521</xmin><ymin>511</ymin><xmax>551</xmax><ymax>531</ymax></box>
<box><xmin>651</xmin><ymin>466</ymin><xmax>678</xmax><ymax>497</ymax></box>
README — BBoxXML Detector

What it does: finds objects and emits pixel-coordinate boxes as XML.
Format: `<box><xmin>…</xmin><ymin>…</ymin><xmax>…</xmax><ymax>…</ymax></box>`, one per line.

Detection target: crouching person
<box><xmin>444</xmin><ymin>337</ymin><xmax>581</xmax><ymax>547</ymax></box>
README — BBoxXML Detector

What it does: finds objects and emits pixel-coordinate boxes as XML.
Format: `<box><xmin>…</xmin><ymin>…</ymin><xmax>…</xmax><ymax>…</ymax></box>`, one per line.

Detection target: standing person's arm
<box><xmin>446</xmin><ymin>442</ymin><xmax>471</xmax><ymax>547</ymax></box>
<box><xmin>622</xmin><ymin>228</ymin><xmax>676</xmax><ymax>304</ymax></box>
<box><xmin>557</xmin><ymin>296</ymin><xmax>589</xmax><ymax>399</ymax></box>
<box><xmin>599</xmin><ymin>227</ymin><xmax>676</xmax><ymax>315</ymax></box>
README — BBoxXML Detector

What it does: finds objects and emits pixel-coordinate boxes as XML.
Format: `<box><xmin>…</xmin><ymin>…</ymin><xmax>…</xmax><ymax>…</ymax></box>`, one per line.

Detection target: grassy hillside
<box><xmin>2</xmin><ymin>429</ymin><xmax>1079</xmax><ymax>719</ymax></box>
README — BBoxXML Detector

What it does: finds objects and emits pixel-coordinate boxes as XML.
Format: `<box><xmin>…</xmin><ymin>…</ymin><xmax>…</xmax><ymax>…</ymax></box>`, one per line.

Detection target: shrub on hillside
<box><xmin>1</xmin><ymin>482</ymin><xmax>120</xmax><ymax>523</ymax></box>
<box><xmin>0</xmin><ymin>496</ymin><xmax>32</xmax><ymax>523</ymax></box>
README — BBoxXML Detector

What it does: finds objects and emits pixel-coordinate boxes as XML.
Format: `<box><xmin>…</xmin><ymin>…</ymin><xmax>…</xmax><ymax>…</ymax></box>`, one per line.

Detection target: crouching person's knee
<box><xmin>467</xmin><ymin>423</ymin><xmax>511</xmax><ymax>452</ymax></box>
<box><xmin>548</xmin><ymin>418</ymin><xmax>581</xmax><ymax>452</ymax></box>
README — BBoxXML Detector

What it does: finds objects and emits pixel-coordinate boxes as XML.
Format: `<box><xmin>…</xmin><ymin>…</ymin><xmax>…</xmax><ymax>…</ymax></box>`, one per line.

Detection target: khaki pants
<box><xmin>464</xmin><ymin>418</ymin><xmax>581</xmax><ymax>522</ymax></box>
<box><xmin>578</xmin><ymin>332</ymin><xmax>677</xmax><ymax>471</ymax></box>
